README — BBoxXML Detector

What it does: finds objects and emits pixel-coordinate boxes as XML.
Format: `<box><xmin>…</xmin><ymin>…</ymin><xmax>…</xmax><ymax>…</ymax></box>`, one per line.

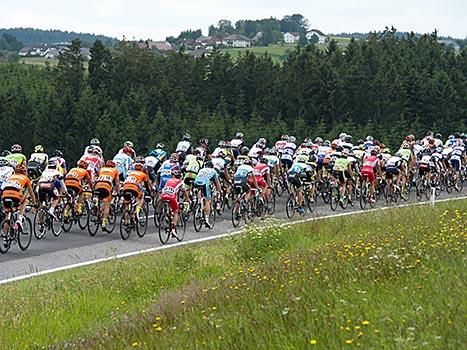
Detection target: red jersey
<box><xmin>253</xmin><ymin>163</ymin><xmax>270</xmax><ymax>180</ymax></box>
<box><xmin>362</xmin><ymin>155</ymin><xmax>379</xmax><ymax>173</ymax></box>
<box><xmin>161</xmin><ymin>178</ymin><xmax>184</xmax><ymax>199</ymax></box>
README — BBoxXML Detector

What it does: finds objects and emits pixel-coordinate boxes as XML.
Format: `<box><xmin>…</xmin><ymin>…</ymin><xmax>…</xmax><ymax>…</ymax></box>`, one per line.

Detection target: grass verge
<box><xmin>0</xmin><ymin>200</ymin><xmax>465</xmax><ymax>349</ymax></box>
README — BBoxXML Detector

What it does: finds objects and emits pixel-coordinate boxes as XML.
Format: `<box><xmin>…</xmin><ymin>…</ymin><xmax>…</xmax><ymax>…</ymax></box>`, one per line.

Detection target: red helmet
<box><xmin>105</xmin><ymin>160</ymin><xmax>116</xmax><ymax>167</ymax></box>
<box><xmin>78</xmin><ymin>160</ymin><xmax>88</xmax><ymax>169</ymax></box>
<box><xmin>15</xmin><ymin>163</ymin><xmax>26</xmax><ymax>174</ymax></box>
<box><xmin>133</xmin><ymin>163</ymin><xmax>144</xmax><ymax>171</ymax></box>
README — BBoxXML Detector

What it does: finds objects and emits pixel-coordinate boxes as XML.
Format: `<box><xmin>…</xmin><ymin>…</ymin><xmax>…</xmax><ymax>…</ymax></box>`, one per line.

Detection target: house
<box><xmin>44</xmin><ymin>48</ymin><xmax>60</xmax><ymax>59</ymax></box>
<box><xmin>195</xmin><ymin>36</ymin><xmax>222</xmax><ymax>49</ymax></box>
<box><xmin>18</xmin><ymin>47</ymin><xmax>31</xmax><ymax>56</ymax></box>
<box><xmin>283</xmin><ymin>32</ymin><xmax>300</xmax><ymax>43</ymax></box>
<box><xmin>306</xmin><ymin>29</ymin><xmax>327</xmax><ymax>44</ymax></box>
<box><xmin>148</xmin><ymin>41</ymin><xmax>174</xmax><ymax>53</ymax></box>
<box><xmin>222</xmin><ymin>34</ymin><xmax>251</xmax><ymax>48</ymax></box>
<box><xmin>176</xmin><ymin>38</ymin><xmax>197</xmax><ymax>50</ymax></box>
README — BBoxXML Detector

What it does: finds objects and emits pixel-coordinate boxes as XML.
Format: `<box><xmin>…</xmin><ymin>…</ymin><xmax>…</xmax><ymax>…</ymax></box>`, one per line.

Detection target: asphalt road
<box><xmin>0</xmin><ymin>187</ymin><xmax>465</xmax><ymax>281</ymax></box>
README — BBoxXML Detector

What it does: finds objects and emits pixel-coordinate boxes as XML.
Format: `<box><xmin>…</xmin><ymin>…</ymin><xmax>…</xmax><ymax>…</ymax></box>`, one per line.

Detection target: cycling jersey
<box><xmin>334</xmin><ymin>157</ymin><xmax>351</xmax><ymax>172</ymax></box>
<box><xmin>0</xmin><ymin>166</ymin><xmax>14</xmax><ymax>190</ymax></box>
<box><xmin>234</xmin><ymin>155</ymin><xmax>250</xmax><ymax>167</ymax></box>
<box><xmin>158</xmin><ymin>160</ymin><xmax>178</xmax><ymax>191</ymax></box>
<box><xmin>212</xmin><ymin>157</ymin><xmax>227</xmax><ymax>172</ymax></box>
<box><xmin>38</xmin><ymin>168</ymin><xmax>64</xmax><ymax>201</ymax></box>
<box><xmin>80</xmin><ymin>154</ymin><xmax>103</xmax><ymax>180</ymax></box>
<box><xmin>2</xmin><ymin>173</ymin><xmax>31</xmax><ymax>204</ymax></box>
<box><xmin>233</xmin><ymin>164</ymin><xmax>253</xmax><ymax>194</ymax></box>
<box><xmin>248</xmin><ymin>145</ymin><xmax>264</xmax><ymax>159</ymax></box>
<box><xmin>385</xmin><ymin>156</ymin><xmax>402</xmax><ymax>176</ymax></box>
<box><xmin>281</xmin><ymin>142</ymin><xmax>297</xmax><ymax>161</ymax></box>
<box><xmin>363</xmin><ymin>141</ymin><xmax>374</xmax><ymax>150</ymax></box>
<box><xmin>398</xmin><ymin>149</ymin><xmax>412</xmax><ymax>163</ymax></box>
<box><xmin>161</xmin><ymin>178</ymin><xmax>184</xmax><ymax>213</ymax></box>
<box><xmin>252</xmin><ymin>163</ymin><xmax>269</xmax><ymax>188</ymax></box>
<box><xmin>6</xmin><ymin>153</ymin><xmax>27</xmax><ymax>167</ymax></box>
<box><xmin>275</xmin><ymin>140</ymin><xmax>287</xmax><ymax>154</ymax></box>
<box><xmin>450</xmin><ymin>145</ymin><xmax>465</xmax><ymax>171</ymax></box>
<box><xmin>113</xmin><ymin>153</ymin><xmax>133</xmax><ymax>180</ymax></box>
<box><xmin>65</xmin><ymin>167</ymin><xmax>89</xmax><ymax>194</ymax></box>
<box><xmin>230</xmin><ymin>138</ymin><xmax>244</xmax><ymax>149</ymax></box>
<box><xmin>194</xmin><ymin>168</ymin><xmax>219</xmax><ymax>199</ymax></box>
<box><xmin>148</xmin><ymin>149</ymin><xmax>167</xmax><ymax>163</ymax></box>
<box><xmin>264</xmin><ymin>155</ymin><xmax>279</xmax><ymax>170</ymax></box>
<box><xmin>123</xmin><ymin>170</ymin><xmax>148</xmax><ymax>199</ymax></box>
<box><xmin>29</xmin><ymin>152</ymin><xmax>48</xmax><ymax>166</ymax></box>
<box><xmin>95</xmin><ymin>167</ymin><xmax>119</xmax><ymax>201</ymax></box>
<box><xmin>176</xmin><ymin>141</ymin><xmax>191</xmax><ymax>153</ymax></box>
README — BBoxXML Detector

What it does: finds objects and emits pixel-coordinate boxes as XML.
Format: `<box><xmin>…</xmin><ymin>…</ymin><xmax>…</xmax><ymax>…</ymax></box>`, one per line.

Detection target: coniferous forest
<box><xmin>0</xmin><ymin>28</ymin><xmax>465</xmax><ymax>162</ymax></box>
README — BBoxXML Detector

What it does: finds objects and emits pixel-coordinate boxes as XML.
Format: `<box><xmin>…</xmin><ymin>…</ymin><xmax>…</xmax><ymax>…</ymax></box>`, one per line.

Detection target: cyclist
<box><xmin>175</xmin><ymin>133</ymin><xmax>193</xmax><ymax>161</ymax></box>
<box><xmin>1</xmin><ymin>164</ymin><xmax>36</xmax><ymax>230</ymax></box>
<box><xmin>363</xmin><ymin>136</ymin><xmax>374</xmax><ymax>151</ymax></box>
<box><xmin>230</xmin><ymin>132</ymin><xmax>245</xmax><ymax>157</ymax></box>
<box><xmin>450</xmin><ymin>140</ymin><xmax>465</xmax><ymax>182</ymax></box>
<box><xmin>37</xmin><ymin>159</ymin><xmax>68</xmax><ymax>217</ymax></box>
<box><xmin>84</xmin><ymin>138</ymin><xmax>103</xmax><ymax>158</ymax></box>
<box><xmin>94</xmin><ymin>160</ymin><xmax>121</xmax><ymax>231</ymax></box>
<box><xmin>275</xmin><ymin>134</ymin><xmax>289</xmax><ymax>157</ymax></box>
<box><xmin>28</xmin><ymin>145</ymin><xmax>49</xmax><ymax>179</ymax></box>
<box><xmin>157</xmin><ymin>153</ymin><xmax>180</xmax><ymax>192</ymax></box>
<box><xmin>287</xmin><ymin>154</ymin><xmax>314</xmax><ymax>214</ymax></box>
<box><xmin>0</xmin><ymin>159</ymin><xmax>14</xmax><ymax>192</ymax></box>
<box><xmin>195</xmin><ymin>138</ymin><xmax>210</xmax><ymax>160</ymax></box>
<box><xmin>281</xmin><ymin>136</ymin><xmax>297</xmax><ymax>171</ymax></box>
<box><xmin>248</xmin><ymin>138</ymin><xmax>267</xmax><ymax>160</ymax></box>
<box><xmin>80</xmin><ymin>146</ymin><xmax>104</xmax><ymax>182</ymax></box>
<box><xmin>264</xmin><ymin>147</ymin><xmax>281</xmax><ymax>178</ymax></box>
<box><xmin>194</xmin><ymin>161</ymin><xmax>222</xmax><ymax>228</ymax></box>
<box><xmin>64</xmin><ymin>160</ymin><xmax>93</xmax><ymax>214</ymax></box>
<box><xmin>182</xmin><ymin>151</ymin><xmax>203</xmax><ymax>203</ymax></box>
<box><xmin>148</xmin><ymin>143</ymin><xmax>168</xmax><ymax>166</ymax></box>
<box><xmin>49</xmin><ymin>150</ymin><xmax>67</xmax><ymax>176</ymax></box>
<box><xmin>385</xmin><ymin>152</ymin><xmax>404</xmax><ymax>189</ymax></box>
<box><xmin>122</xmin><ymin>160</ymin><xmax>151</xmax><ymax>215</ymax></box>
<box><xmin>361</xmin><ymin>147</ymin><xmax>381</xmax><ymax>203</ymax></box>
<box><xmin>113</xmin><ymin>152</ymin><xmax>133</xmax><ymax>182</ymax></box>
<box><xmin>234</xmin><ymin>146</ymin><xmax>251</xmax><ymax>167</ymax></box>
<box><xmin>161</xmin><ymin>168</ymin><xmax>185</xmax><ymax>238</ymax></box>
<box><xmin>119</xmin><ymin>141</ymin><xmax>136</xmax><ymax>160</ymax></box>
<box><xmin>233</xmin><ymin>158</ymin><xmax>258</xmax><ymax>203</ymax></box>
<box><xmin>253</xmin><ymin>155</ymin><xmax>272</xmax><ymax>202</ymax></box>
<box><xmin>6</xmin><ymin>144</ymin><xmax>27</xmax><ymax>168</ymax></box>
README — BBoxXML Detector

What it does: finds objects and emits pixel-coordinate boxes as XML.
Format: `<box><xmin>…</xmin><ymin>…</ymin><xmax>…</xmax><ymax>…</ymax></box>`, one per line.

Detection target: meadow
<box><xmin>0</xmin><ymin>199</ymin><xmax>465</xmax><ymax>349</ymax></box>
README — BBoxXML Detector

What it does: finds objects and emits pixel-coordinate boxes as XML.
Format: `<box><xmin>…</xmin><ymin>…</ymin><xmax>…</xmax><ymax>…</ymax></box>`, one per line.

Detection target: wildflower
<box><xmin>362</xmin><ymin>320</ymin><xmax>370</xmax><ymax>326</ymax></box>
<box><xmin>309</xmin><ymin>339</ymin><xmax>317</xmax><ymax>345</ymax></box>
<box><xmin>132</xmin><ymin>342</ymin><xmax>138</xmax><ymax>347</ymax></box>
<box><xmin>155</xmin><ymin>316</ymin><xmax>161</xmax><ymax>321</ymax></box>
<box><xmin>345</xmin><ymin>339</ymin><xmax>353</xmax><ymax>344</ymax></box>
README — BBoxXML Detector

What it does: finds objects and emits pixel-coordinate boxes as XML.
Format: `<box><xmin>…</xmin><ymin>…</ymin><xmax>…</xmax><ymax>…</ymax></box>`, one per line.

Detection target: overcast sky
<box><xmin>1</xmin><ymin>0</ymin><xmax>466</xmax><ymax>39</ymax></box>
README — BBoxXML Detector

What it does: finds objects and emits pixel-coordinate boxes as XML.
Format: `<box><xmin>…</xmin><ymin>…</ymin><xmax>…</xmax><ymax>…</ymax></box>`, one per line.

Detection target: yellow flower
<box><xmin>309</xmin><ymin>339</ymin><xmax>317</xmax><ymax>345</ymax></box>
<box><xmin>354</xmin><ymin>326</ymin><xmax>361</xmax><ymax>330</ymax></box>
<box><xmin>155</xmin><ymin>316</ymin><xmax>161</xmax><ymax>321</ymax></box>
<box><xmin>132</xmin><ymin>342</ymin><xmax>138</xmax><ymax>347</ymax></box>
<box><xmin>362</xmin><ymin>320</ymin><xmax>370</xmax><ymax>325</ymax></box>
<box><xmin>345</xmin><ymin>339</ymin><xmax>353</xmax><ymax>344</ymax></box>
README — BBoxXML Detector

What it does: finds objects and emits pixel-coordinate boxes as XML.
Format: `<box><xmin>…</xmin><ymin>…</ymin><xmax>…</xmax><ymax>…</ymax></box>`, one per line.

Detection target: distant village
<box><xmin>16</xmin><ymin>29</ymin><xmax>329</xmax><ymax>59</ymax></box>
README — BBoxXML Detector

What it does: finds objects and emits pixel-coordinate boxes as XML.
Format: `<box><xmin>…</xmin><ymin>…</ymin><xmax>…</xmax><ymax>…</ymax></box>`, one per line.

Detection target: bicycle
<box><xmin>359</xmin><ymin>174</ymin><xmax>376</xmax><ymax>209</ymax></box>
<box><xmin>87</xmin><ymin>191</ymin><xmax>117</xmax><ymax>236</ymax></box>
<box><xmin>286</xmin><ymin>184</ymin><xmax>308</xmax><ymax>218</ymax></box>
<box><xmin>329</xmin><ymin>177</ymin><xmax>349</xmax><ymax>211</ymax></box>
<box><xmin>119</xmin><ymin>193</ymin><xmax>149</xmax><ymax>240</ymax></box>
<box><xmin>193</xmin><ymin>189</ymin><xmax>216</xmax><ymax>232</ymax></box>
<box><xmin>0</xmin><ymin>199</ymin><xmax>33</xmax><ymax>253</ymax></box>
<box><xmin>33</xmin><ymin>195</ymin><xmax>64</xmax><ymax>239</ymax></box>
<box><xmin>231</xmin><ymin>185</ymin><xmax>253</xmax><ymax>227</ymax></box>
<box><xmin>158</xmin><ymin>200</ymin><xmax>186</xmax><ymax>244</ymax></box>
<box><xmin>62</xmin><ymin>190</ymin><xmax>90</xmax><ymax>232</ymax></box>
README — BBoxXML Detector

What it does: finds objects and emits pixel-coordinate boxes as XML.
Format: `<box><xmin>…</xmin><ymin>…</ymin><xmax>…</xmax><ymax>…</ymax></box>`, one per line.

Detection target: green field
<box><xmin>19</xmin><ymin>56</ymin><xmax>58</xmax><ymax>66</ymax></box>
<box><xmin>0</xmin><ymin>200</ymin><xmax>465</xmax><ymax>349</ymax></box>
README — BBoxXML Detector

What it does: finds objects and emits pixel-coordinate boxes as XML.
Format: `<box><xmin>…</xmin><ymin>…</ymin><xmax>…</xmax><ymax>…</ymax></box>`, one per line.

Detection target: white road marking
<box><xmin>0</xmin><ymin>195</ymin><xmax>465</xmax><ymax>285</ymax></box>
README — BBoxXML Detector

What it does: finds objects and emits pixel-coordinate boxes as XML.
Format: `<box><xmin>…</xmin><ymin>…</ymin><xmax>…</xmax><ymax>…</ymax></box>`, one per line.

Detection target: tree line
<box><xmin>0</xmin><ymin>28</ymin><xmax>465</xmax><ymax>163</ymax></box>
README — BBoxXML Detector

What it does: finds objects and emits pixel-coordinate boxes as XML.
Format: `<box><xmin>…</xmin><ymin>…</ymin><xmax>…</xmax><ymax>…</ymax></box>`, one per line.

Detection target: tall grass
<box><xmin>0</xmin><ymin>200</ymin><xmax>465</xmax><ymax>349</ymax></box>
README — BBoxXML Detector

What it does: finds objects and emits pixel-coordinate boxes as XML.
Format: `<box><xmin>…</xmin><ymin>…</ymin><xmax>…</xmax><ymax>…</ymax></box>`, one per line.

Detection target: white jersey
<box><xmin>230</xmin><ymin>138</ymin><xmax>243</xmax><ymax>148</ymax></box>
<box><xmin>175</xmin><ymin>141</ymin><xmax>191</xmax><ymax>153</ymax></box>
<box><xmin>386</xmin><ymin>156</ymin><xmax>402</xmax><ymax>168</ymax></box>
<box><xmin>451</xmin><ymin>146</ymin><xmax>465</xmax><ymax>161</ymax></box>
<box><xmin>144</xmin><ymin>156</ymin><xmax>159</xmax><ymax>169</ymax></box>
<box><xmin>413</xmin><ymin>144</ymin><xmax>423</xmax><ymax>156</ymax></box>
<box><xmin>281</xmin><ymin>142</ymin><xmax>297</xmax><ymax>161</ymax></box>
<box><xmin>212</xmin><ymin>147</ymin><xmax>225</xmax><ymax>158</ymax></box>
<box><xmin>0</xmin><ymin>166</ymin><xmax>14</xmax><ymax>190</ymax></box>
<box><xmin>29</xmin><ymin>152</ymin><xmax>48</xmax><ymax>165</ymax></box>
<box><xmin>212</xmin><ymin>157</ymin><xmax>226</xmax><ymax>171</ymax></box>
<box><xmin>39</xmin><ymin>168</ymin><xmax>62</xmax><ymax>183</ymax></box>
<box><xmin>340</xmin><ymin>142</ymin><xmax>353</xmax><ymax>150</ymax></box>
<box><xmin>248</xmin><ymin>145</ymin><xmax>263</xmax><ymax>159</ymax></box>
<box><xmin>275</xmin><ymin>140</ymin><xmax>287</xmax><ymax>152</ymax></box>
<box><xmin>84</xmin><ymin>145</ymin><xmax>103</xmax><ymax>156</ymax></box>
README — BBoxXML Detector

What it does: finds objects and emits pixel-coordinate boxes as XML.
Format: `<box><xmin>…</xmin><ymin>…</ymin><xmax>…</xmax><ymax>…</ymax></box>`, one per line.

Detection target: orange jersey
<box><xmin>96</xmin><ymin>167</ymin><xmax>119</xmax><ymax>184</ymax></box>
<box><xmin>66</xmin><ymin>167</ymin><xmax>89</xmax><ymax>181</ymax></box>
<box><xmin>124</xmin><ymin>170</ymin><xmax>148</xmax><ymax>186</ymax></box>
<box><xmin>3</xmin><ymin>174</ymin><xmax>30</xmax><ymax>191</ymax></box>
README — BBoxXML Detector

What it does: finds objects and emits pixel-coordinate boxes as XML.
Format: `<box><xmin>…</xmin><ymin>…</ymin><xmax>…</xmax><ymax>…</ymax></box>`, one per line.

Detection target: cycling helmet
<box><xmin>258</xmin><ymin>138</ymin><xmax>267</xmax><ymax>147</ymax></box>
<box><xmin>296</xmin><ymin>154</ymin><xmax>308</xmax><ymax>163</ymax></box>
<box><xmin>344</xmin><ymin>135</ymin><xmax>353</xmax><ymax>142</ymax></box>
<box><xmin>383</xmin><ymin>147</ymin><xmax>390</xmax><ymax>153</ymax></box>
<box><xmin>243</xmin><ymin>159</ymin><xmax>252</xmax><ymax>166</ymax></box>
<box><xmin>0</xmin><ymin>159</ymin><xmax>8</xmax><ymax>167</ymax></box>
<box><xmin>281</xmin><ymin>134</ymin><xmax>289</xmax><ymax>141</ymax></box>
<box><xmin>331</xmin><ymin>141</ymin><xmax>338</xmax><ymax>150</ymax></box>
<box><xmin>34</xmin><ymin>145</ymin><xmax>44</xmax><ymax>153</ymax></box>
<box><xmin>370</xmin><ymin>148</ymin><xmax>378</xmax><ymax>156</ymax></box>
<box><xmin>426</xmin><ymin>130</ymin><xmax>433</xmax><ymax>137</ymax></box>
<box><xmin>182</xmin><ymin>133</ymin><xmax>191</xmax><ymax>141</ymax></box>
<box><xmin>314</xmin><ymin>137</ymin><xmax>323</xmax><ymax>144</ymax></box>
<box><xmin>366</xmin><ymin>135</ymin><xmax>374</xmax><ymax>142</ymax></box>
<box><xmin>171</xmin><ymin>168</ymin><xmax>182</xmax><ymax>178</ymax></box>
<box><xmin>205</xmin><ymin>160</ymin><xmax>214</xmax><ymax>168</ymax></box>
<box><xmin>124</xmin><ymin>140</ymin><xmax>134</xmax><ymax>148</ymax></box>
<box><xmin>235</xmin><ymin>132</ymin><xmax>244</xmax><ymax>139</ymax></box>
<box><xmin>357</xmin><ymin>139</ymin><xmax>364</xmax><ymax>145</ymax></box>
<box><xmin>90</xmin><ymin>138</ymin><xmax>100</xmax><ymax>146</ymax></box>
<box><xmin>339</xmin><ymin>132</ymin><xmax>347</xmax><ymax>140</ymax></box>
<box><xmin>15</xmin><ymin>164</ymin><xmax>26</xmax><ymax>174</ymax></box>
<box><xmin>105</xmin><ymin>160</ymin><xmax>116</xmax><ymax>167</ymax></box>
<box><xmin>434</xmin><ymin>133</ymin><xmax>442</xmax><ymax>139</ymax></box>
<box><xmin>11</xmin><ymin>144</ymin><xmax>22</xmax><ymax>153</ymax></box>
<box><xmin>303</xmin><ymin>137</ymin><xmax>311</xmax><ymax>144</ymax></box>
<box><xmin>47</xmin><ymin>159</ymin><xmax>58</xmax><ymax>168</ymax></box>
<box><xmin>289</xmin><ymin>136</ymin><xmax>296</xmax><ymax>144</ymax></box>
<box><xmin>135</xmin><ymin>156</ymin><xmax>145</xmax><ymax>164</ymax></box>
<box><xmin>156</xmin><ymin>143</ymin><xmax>165</xmax><ymax>149</ymax></box>
<box><xmin>453</xmin><ymin>132</ymin><xmax>460</xmax><ymax>139</ymax></box>
<box><xmin>240</xmin><ymin>146</ymin><xmax>249</xmax><ymax>155</ymax></box>
<box><xmin>218</xmin><ymin>140</ymin><xmax>226</xmax><ymax>147</ymax></box>
<box><xmin>78</xmin><ymin>160</ymin><xmax>87</xmax><ymax>168</ymax></box>
<box><xmin>305</xmin><ymin>140</ymin><xmax>313</xmax><ymax>147</ymax></box>
<box><xmin>194</xmin><ymin>148</ymin><xmax>203</xmax><ymax>157</ymax></box>
<box><xmin>54</xmin><ymin>150</ymin><xmax>63</xmax><ymax>158</ymax></box>
<box><xmin>199</xmin><ymin>138</ymin><xmax>209</xmax><ymax>146</ymax></box>
<box><xmin>401</xmin><ymin>142</ymin><xmax>410</xmax><ymax>149</ymax></box>
<box><xmin>133</xmin><ymin>163</ymin><xmax>144</xmax><ymax>171</ymax></box>
<box><xmin>323</xmin><ymin>140</ymin><xmax>331</xmax><ymax>147</ymax></box>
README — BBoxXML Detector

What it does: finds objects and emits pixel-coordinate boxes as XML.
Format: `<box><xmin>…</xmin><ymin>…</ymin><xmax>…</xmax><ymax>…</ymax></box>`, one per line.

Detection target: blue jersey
<box><xmin>234</xmin><ymin>164</ymin><xmax>253</xmax><ymax>179</ymax></box>
<box><xmin>195</xmin><ymin>168</ymin><xmax>218</xmax><ymax>185</ymax></box>
<box><xmin>148</xmin><ymin>149</ymin><xmax>167</xmax><ymax>162</ymax></box>
<box><xmin>157</xmin><ymin>160</ymin><xmax>178</xmax><ymax>190</ymax></box>
<box><xmin>113</xmin><ymin>153</ymin><xmax>133</xmax><ymax>180</ymax></box>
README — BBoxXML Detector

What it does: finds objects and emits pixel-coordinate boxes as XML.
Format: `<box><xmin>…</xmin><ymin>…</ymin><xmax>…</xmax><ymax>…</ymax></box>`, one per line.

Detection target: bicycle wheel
<box><xmin>242</xmin><ymin>200</ymin><xmax>253</xmax><ymax>224</ymax></box>
<box><xmin>61</xmin><ymin>202</ymin><xmax>73</xmax><ymax>232</ymax></box>
<box><xmin>158</xmin><ymin>213</ymin><xmax>171</xmax><ymax>244</ymax></box>
<box><xmin>119</xmin><ymin>209</ymin><xmax>132</xmax><ymax>240</ymax></box>
<box><xmin>136</xmin><ymin>205</ymin><xmax>148</xmax><ymax>237</ymax></box>
<box><xmin>307</xmin><ymin>191</ymin><xmax>317</xmax><ymax>213</ymax></box>
<box><xmin>359</xmin><ymin>184</ymin><xmax>368</xmax><ymax>210</ymax></box>
<box><xmin>153</xmin><ymin>197</ymin><xmax>163</xmax><ymax>228</ymax></box>
<box><xmin>286</xmin><ymin>195</ymin><xmax>296</xmax><ymax>218</ymax></box>
<box><xmin>18</xmin><ymin>216</ymin><xmax>33</xmax><ymax>251</ymax></box>
<box><xmin>266</xmin><ymin>191</ymin><xmax>276</xmax><ymax>215</ymax></box>
<box><xmin>176</xmin><ymin>214</ymin><xmax>186</xmax><ymax>241</ymax></box>
<box><xmin>415</xmin><ymin>179</ymin><xmax>424</xmax><ymax>201</ymax></box>
<box><xmin>87</xmin><ymin>202</ymin><xmax>100</xmax><ymax>237</ymax></box>
<box><xmin>33</xmin><ymin>207</ymin><xmax>47</xmax><ymax>239</ymax></box>
<box><xmin>78</xmin><ymin>202</ymin><xmax>89</xmax><ymax>230</ymax></box>
<box><xmin>330</xmin><ymin>186</ymin><xmax>339</xmax><ymax>211</ymax></box>
<box><xmin>51</xmin><ymin>205</ymin><xmax>64</xmax><ymax>237</ymax></box>
<box><xmin>106</xmin><ymin>204</ymin><xmax>117</xmax><ymax>234</ymax></box>
<box><xmin>231</xmin><ymin>200</ymin><xmax>242</xmax><ymax>227</ymax></box>
<box><xmin>275</xmin><ymin>179</ymin><xmax>284</xmax><ymax>197</ymax></box>
<box><xmin>454</xmin><ymin>176</ymin><xmax>463</xmax><ymax>192</ymax></box>
<box><xmin>0</xmin><ymin>219</ymin><xmax>11</xmax><ymax>253</ymax></box>
<box><xmin>193</xmin><ymin>203</ymin><xmax>203</xmax><ymax>232</ymax></box>
<box><xmin>321</xmin><ymin>180</ymin><xmax>331</xmax><ymax>204</ymax></box>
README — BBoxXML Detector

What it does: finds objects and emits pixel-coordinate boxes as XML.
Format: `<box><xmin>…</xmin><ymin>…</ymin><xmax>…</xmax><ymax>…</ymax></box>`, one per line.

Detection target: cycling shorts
<box><xmin>95</xmin><ymin>181</ymin><xmax>113</xmax><ymax>202</ymax></box>
<box><xmin>233</xmin><ymin>177</ymin><xmax>249</xmax><ymax>195</ymax></box>
<box><xmin>361</xmin><ymin>169</ymin><xmax>374</xmax><ymax>183</ymax></box>
<box><xmin>161</xmin><ymin>193</ymin><xmax>179</xmax><ymax>213</ymax></box>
